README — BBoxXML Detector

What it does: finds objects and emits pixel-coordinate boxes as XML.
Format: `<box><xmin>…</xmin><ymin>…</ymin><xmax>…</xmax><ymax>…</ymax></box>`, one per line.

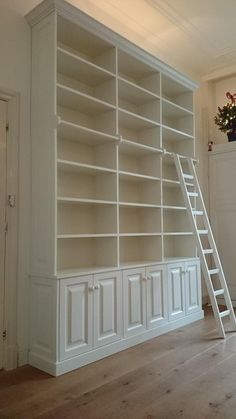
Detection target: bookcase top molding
<box><xmin>25</xmin><ymin>0</ymin><xmax>198</xmax><ymax>91</ymax></box>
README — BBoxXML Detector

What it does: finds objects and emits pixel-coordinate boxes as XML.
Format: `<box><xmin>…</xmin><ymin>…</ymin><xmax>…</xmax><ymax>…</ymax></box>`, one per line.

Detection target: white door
<box><xmin>209</xmin><ymin>149</ymin><xmax>236</xmax><ymax>301</ymax></box>
<box><xmin>60</xmin><ymin>275</ymin><xmax>93</xmax><ymax>360</ymax></box>
<box><xmin>146</xmin><ymin>265</ymin><xmax>168</xmax><ymax>329</ymax></box>
<box><xmin>168</xmin><ymin>263</ymin><xmax>185</xmax><ymax>321</ymax></box>
<box><xmin>123</xmin><ymin>268</ymin><xmax>146</xmax><ymax>337</ymax></box>
<box><xmin>0</xmin><ymin>100</ymin><xmax>7</xmax><ymax>369</ymax></box>
<box><xmin>185</xmin><ymin>260</ymin><xmax>201</xmax><ymax>315</ymax></box>
<box><xmin>94</xmin><ymin>271</ymin><xmax>122</xmax><ymax>348</ymax></box>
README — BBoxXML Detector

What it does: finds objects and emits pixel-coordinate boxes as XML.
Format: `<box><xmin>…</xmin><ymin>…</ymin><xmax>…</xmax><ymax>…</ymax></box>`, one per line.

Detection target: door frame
<box><xmin>0</xmin><ymin>88</ymin><xmax>19</xmax><ymax>370</ymax></box>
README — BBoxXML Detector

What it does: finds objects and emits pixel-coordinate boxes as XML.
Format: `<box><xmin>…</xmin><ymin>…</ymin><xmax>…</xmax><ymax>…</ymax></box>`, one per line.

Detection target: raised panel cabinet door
<box><xmin>146</xmin><ymin>265</ymin><xmax>168</xmax><ymax>329</ymax></box>
<box><xmin>60</xmin><ymin>275</ymin><xmax>93</xmax><ymax>360</ymax></box>
<box><xmin>123</xmin><ymin>268</ymin><xmax>146</xmax><ymax>337</ymax></box>
<box><xmin>185</xmin><ymin>260</ymin><xmax>201</xmax><ymax>315</ymax></box>
<box><xmin>94</xmin><ymin>271</ymin><xmax>122</xmax><ymax>348</ymax></box>
<box><xmin>168</xmin><ymin>263</ymin><xmax>185</xmax><ymax>321</ymax></box>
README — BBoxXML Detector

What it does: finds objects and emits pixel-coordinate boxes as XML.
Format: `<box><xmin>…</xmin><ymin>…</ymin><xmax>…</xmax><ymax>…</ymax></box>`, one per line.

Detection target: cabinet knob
<box><xmin>94</xmin><ymin>284</ymin><xmax>100</xmax><ymax>290</ymax></box>
<box><xmin>88</xmin><ymin>286</ymin><xmax>94</xmax><ymax>291</ymax></box>
<box><xmin>147</xmin><ymin>275</ymin><xmax>152</xmax><ymax>280</ymax></box>
<box><xmin>142</xmin><ymin>277</ymin><xmax>148</xmax><ymax>281</ymax></box>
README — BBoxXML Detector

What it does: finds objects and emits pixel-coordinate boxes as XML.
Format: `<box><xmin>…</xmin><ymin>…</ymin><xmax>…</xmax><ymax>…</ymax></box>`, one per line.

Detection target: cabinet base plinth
<box><xmin>29</xmin><ymin>310</ymin><xmax>204</xmax><ymax>376</ymax></box>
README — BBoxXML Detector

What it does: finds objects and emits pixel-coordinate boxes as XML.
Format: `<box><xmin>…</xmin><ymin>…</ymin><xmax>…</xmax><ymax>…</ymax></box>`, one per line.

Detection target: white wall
<box><xmin>0</xmin><ymin>2</ymin><xmax>31</xmax><ymax>365</ymax></box>
<box><xmin>211</xmin><ymin>75</ymin><xmax>236</xmax><ymax>145</ymax></box>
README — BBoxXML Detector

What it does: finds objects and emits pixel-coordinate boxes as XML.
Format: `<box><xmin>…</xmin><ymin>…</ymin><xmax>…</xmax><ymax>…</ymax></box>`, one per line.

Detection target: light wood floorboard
<box><xmin>1</xmin><ymin>307</ymin><xmax>236</xmax><ymax>419</ymax></box>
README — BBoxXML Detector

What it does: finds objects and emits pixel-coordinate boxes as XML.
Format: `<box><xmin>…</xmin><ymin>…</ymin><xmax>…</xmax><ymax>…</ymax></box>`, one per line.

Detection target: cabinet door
<box><xmin>60</xmin><ymin>275</ymin><xmax>93</xmax><ymax>360</ymax></box>
<box><xmin>168</xmin><ymin>263</ymin><xmax>185</xmax><ymax>321</ymax></box>
<box><xmin>123</xmin><ymin>268</ymin><xmax>146</xmax><ymax>337</ymax></box>
<box><xmin>94</xmin><ymin>271</ymin><xmax>122</xmax><ymax>348</ymax></box>
<box><xmin>185</xmin><ymin>260</ymin><xmax>201</xmax><ymax>315</ymax></box>
<box><xmin>146</xmin><ymin>265</ymin><xmax>168</xmax><ymax>329</ymax></box>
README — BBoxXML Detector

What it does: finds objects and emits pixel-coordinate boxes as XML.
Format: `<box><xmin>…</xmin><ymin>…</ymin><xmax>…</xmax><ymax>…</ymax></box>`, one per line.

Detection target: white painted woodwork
<box><xmin>168</xmin><ymin>263</ymin><xmax>186</xmax><ymax>320</ymax></box>
<box><xmin>0</xmin><ymin>100</ymin><xmax>7</xmax><ymax>369</ymax></box>
<box><xmin>94</xmin><ymin>271</ymin><xmax>122</xmax><ymax>347</ymax></box>
<box><xmin>26</xmin><ymin>0</ymin><xmax>203</xmax><ymax>376</ymax></box>
<box><xmin>30</xmin><ymin>13</ymin><xmax>57</xmax><ymax>277</ymax></box>
<box><xmin>146</xmin><ymin>265</ymin><xmax>168</xmax><ymax>329</ymax></box>
<box><xmin>123</xmin><ymin>268</ymin><xmax>146</xmax><ymax>337</ymax></box>
<box><xmin>185</xmin><ymin>260</ymin><xmax>201</xmax><ymax>315</ymax></box>
<box><xmin>209</xmin><ymin>147</ymin><xmax>236</xmax><ymax>301</ymax></box>
<box><xmin>60</xmin><ymin>275</ymin><xmax>93</xmax><ymax>359</ymax></box>
<box><xmin>30</xmin><ymin>277</ymin><xmax>58</xmax><ymax>363</ymax></box>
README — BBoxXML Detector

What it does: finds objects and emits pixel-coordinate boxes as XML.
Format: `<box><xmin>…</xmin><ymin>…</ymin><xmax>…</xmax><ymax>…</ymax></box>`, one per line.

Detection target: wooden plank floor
<box><xmin>1</xmin><ymin>307</ymin><xmax>236</xmax><ymax>419</ymax></box>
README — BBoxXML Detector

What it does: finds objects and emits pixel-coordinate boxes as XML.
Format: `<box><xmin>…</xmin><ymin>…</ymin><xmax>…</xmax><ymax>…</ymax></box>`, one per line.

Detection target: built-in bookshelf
<box><xmin>53</xmin><ymin>17</ymin><xmax>197</xmax><ymax>274</ymax></box>
<box><xmin>27</xmin><ymin>0</ymin><xmax>203</xmax><ymax>377</ymax></box>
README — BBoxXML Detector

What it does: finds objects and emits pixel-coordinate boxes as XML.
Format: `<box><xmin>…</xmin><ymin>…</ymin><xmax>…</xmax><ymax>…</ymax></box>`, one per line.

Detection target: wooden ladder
<box><xmin>174</xmin><ymin>153</ymin><xmax>236</xmax><ymax>338</ymax></box>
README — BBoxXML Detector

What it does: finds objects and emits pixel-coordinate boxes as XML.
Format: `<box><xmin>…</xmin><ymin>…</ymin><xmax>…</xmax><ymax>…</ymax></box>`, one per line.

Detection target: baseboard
<box><xmin>29</xmin><ymin>310</ymin><xmax>204</xmax><ymax>376</ymax></box>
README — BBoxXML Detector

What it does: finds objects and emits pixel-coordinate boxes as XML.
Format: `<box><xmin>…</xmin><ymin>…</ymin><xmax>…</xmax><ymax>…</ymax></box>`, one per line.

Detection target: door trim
<box><xmin>0</xmin><ymin>89</ymin><xmax>19</xmax><ymax>370</ymax></box>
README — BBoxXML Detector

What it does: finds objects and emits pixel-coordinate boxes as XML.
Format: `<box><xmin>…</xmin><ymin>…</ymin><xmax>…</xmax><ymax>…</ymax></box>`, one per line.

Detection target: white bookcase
<box><xmin>27</xmin><ymin>0</ymin><xmax>203</xmax><ymax>376</ymax></box>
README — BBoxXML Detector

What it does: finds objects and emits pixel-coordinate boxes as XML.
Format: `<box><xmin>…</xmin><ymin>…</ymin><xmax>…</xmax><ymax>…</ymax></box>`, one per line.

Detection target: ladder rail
<box><xmin>174</xmin><ymin>154</ymin><xmax>236</xmax><ymax>338</ymax></box>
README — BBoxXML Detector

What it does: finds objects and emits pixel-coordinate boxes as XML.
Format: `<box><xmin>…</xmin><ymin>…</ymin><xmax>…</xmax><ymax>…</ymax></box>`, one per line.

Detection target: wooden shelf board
<box><xmin>162</xmin><ymin>125</ymin><xmax>194</xmax><ymax>142</ymax></box>
<box><xmin>57</xmin><ymin>83</ymin><xmax>116</xmax><ymax>115</ymax></box>
<box><xmin>163</xmin><ymin>232</ymin><xmax>193</xmax><ymax>236</ymax></box>
<box><xmin>162</xmin><ymin>179</ymin><xmax>180</xmax><ymax>187</ymax></box>
<box><xmin>119</xmin><ymin>233</ymin><xmax>161</xmax><ymax>237</ymax></box>
<box><xmin>162</xmin><ymin>97</ymin><xmax>193</xmax><ymax>117</ymax></box>
<box><xmin>57</xmin><ymin>265</ymin><xmax>119</xmax><ymax>278</ymax></box>
<box><xmin>118</xmin><ymin>76</ymin><xmax>160</xmax><ymax>105</ymax></box>
<box><xmin>57</xmin><ymin>159</ymin><xmax>116</xmax><ymax>175</ymax></box>
<box><xmin>119</xmin><ymin>171</ymin><xmax>160</xmax><ymax>182</ymax></box>
<box><xmin>58</xmin><ymin>120</ymin><xmax>118</xmax><ymax>145</ymax></box>
<box><xmin>119</xmin><ymin>108</ymin><xmax>160</xmax><ymax>130</ymax></box>
<box><xmin>119</xmin><ymin>202</ymin><xmax>161</xmax><ymax>208</ymax></box>
<box><xmin>119</xmin><ymin>260</ymin><xmax>162</xmax><ymax>269</ymax></box>
<box><xmin>57</xmin><ymin>233</ymin><xmax>117</xmax><ymax>239</ymax></box>
<box><xmin>163</xmin><ymin>205</ymin><xmax>186</xmax><ymax>211</ymax></box>
<box><xmin>57</xmin><ymin>197</ymin><xmax>117</xmax><ymax>205</ymax></box>
<box><xmin>119</xmin><ymin>138</ymin><xmax>162</xmax><ymax>155</ymax></box>
<box><xmin>57</xmin><ymin>46</ymin><xmax>115</xmax><ymax>85</ymax></box>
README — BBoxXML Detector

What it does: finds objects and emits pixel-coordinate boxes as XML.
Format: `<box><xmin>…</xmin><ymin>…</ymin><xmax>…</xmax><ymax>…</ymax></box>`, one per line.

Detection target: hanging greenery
<box><xmin>214</xmin><ymin>92</ymin><xmax>236</xmax><ymax>133</ymax></box>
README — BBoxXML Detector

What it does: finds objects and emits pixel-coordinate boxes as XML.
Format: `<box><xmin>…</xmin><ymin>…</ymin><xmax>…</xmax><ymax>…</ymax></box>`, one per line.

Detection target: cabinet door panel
<box><xmin>185</xmin><ymin>260</ymin><xmax>201</xmax><ymax>314</ymax></box>
<box><xmin>60</xmin><ymin>276</ymin><xmax>93</xmax><ymax>360</ymax></box>
<box><xmin>146</xmin><ymin>265</ymin><xmax>168</xmax><ymax>329</ymax></box>
<box><xmin>94</xmin><ymin>271</ymin><xmax>122</xmax><ymax>347</ymax></box>
<box><xmin>168</xmin><ymin>263</ymin><xmax>185</xmax><ymax>320</ymax></box>
<box><xmin>123</xmin><ymin>268</ymin><xmax>146</xmax><ymax>337</ymax></box>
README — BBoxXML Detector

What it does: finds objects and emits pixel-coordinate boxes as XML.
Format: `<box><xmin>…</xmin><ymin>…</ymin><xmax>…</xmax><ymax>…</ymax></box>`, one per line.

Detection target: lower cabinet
<box><xmin>168</xmin><ymin>260</ymin><xmax>201</xmax><ymax>321</ymax></box>
<box><xmin>60</xmin><ymin>271</ymin><xmax>122</xmax><ymax>360</ymax></box>
<box><xmin>59</xmin><ymin>260</ymin><xmax>201</xmax><ymax>363</ymax></box>
<box><xmin>123</xmin><ymin>265</ymin><xmax>168</xmax><ymax>337</ymax></box>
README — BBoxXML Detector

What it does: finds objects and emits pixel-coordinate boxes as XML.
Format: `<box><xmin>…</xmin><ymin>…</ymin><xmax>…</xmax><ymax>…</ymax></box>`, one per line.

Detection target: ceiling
<box><xmin>5</xmin><ymin>0</ymin><xmax>236</xmax><ymax>80</ymax></box>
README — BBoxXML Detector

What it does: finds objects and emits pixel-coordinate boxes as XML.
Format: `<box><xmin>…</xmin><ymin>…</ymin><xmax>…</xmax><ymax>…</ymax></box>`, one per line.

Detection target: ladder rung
<box><xmin>183</xmin><ymin>173</ymin><xmax>193</xmax><ymax>180</ymax></box>
<box><xmin>209</xmin><ymin>268</ymin><xmax>219</xmax><ymax>275</ymax></box>
<box><xmin>198</xmin><ymin>229</ymin><xmax>208</xmax><ymax>235</ymax></box>
<box><xmin>192</xmin><ymin>210</ymin><xmax>203</xmax><ymax>215</ymax></box>
<box><xmin>188</xmin><ymin>192</ymin><xmax>198</xmax><ymax>197</ymax></box>
<box><xmin>203</xmin><ymin>249</ymin><xmax>213</xmax><ymax>254</ymax></box>
<box><xmin>214</xmin><ymin>289</ymin><xmax>224</xmax><ymax>297</ymax></box>
<box><xmin>219</xmin><ymin>309</ymin><xmax>230</xmax><ymax>318</ymax></box>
